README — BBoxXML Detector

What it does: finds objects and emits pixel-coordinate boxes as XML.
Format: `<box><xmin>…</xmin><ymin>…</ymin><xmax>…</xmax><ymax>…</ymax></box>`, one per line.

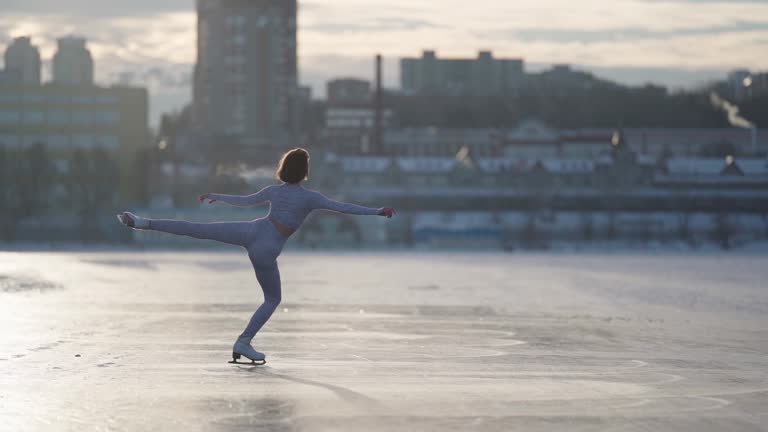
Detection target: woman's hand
<box><xmin>198</xmin><ymin>193</ymin><xmax>217</xmax><ymax>204</ymax></box>
<box><xmin>379</xmin><ymin>207</ymin><xmax>396</xmax><ymax>218</ymax></box>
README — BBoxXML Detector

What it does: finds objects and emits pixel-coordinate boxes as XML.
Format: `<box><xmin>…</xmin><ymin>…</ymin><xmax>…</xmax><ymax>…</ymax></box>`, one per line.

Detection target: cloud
<box><xmin>640</xmin><ymin>0</ymin><xmax>767</xmax><ymax>3</ymax></box>
<box><xmin>509</xmin><ymin>21</ymin><xmax>768</xmax><ymax>43</ymax></box>
<box><xmin>0</xmin><ymin>12</ymin><xmax>195</xmax><ymax>69</ymax></box>
<box><xmin>105</xmin><ymin>62</ymin><xmax>191</xmax><ymax>90</ymax></box>
<box><xmin>0</xmin><ymin>0</ymin><xmax>192</xmax><ymax>17</ymax></box>
<box><xmin>0</xmin><ymin>10</ymin><xmax>196</xmax><ymax>125</ymax></box>
<box><xmin>566</xmin><ymin>64</ymin><xmax>727</xmax><ymax>90</ymax></box>
<box><xmin>304</xmin><ymin>17</ymin><xmax>443</xmax><ymax>34</ymax></box>
<box><xmin>300</xmin><ymin>54</ymin><xmax>400</xmax><ymax>98</ymax></box>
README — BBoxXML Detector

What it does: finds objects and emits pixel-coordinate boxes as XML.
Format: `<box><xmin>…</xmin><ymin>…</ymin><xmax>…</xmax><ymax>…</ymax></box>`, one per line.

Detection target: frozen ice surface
<box><xmin>1</xmin><ymin>250</ymin><xmax>767</xmax><ymax>431</ymax></box>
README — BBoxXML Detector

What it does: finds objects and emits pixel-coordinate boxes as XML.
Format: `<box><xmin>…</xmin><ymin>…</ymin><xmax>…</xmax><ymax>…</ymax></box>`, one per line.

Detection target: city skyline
<box><xmin>1</xmin><ymin>0</ymin><xmax>766</xmax><ymax>125</ymax></box>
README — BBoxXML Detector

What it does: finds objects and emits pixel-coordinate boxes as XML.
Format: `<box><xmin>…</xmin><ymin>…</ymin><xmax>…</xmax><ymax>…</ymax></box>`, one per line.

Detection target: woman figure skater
<box><xmin>116</xmin><ymin>148</ymin><xmax>396</xmax><ymax>364</ymax></box>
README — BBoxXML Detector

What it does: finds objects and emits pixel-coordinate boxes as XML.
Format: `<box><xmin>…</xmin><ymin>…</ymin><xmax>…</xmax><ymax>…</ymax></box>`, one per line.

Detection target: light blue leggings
<box><xmin>148</xmin><ymin>217</ymin><xmax>288</xmax><ymax>340</ymax></box>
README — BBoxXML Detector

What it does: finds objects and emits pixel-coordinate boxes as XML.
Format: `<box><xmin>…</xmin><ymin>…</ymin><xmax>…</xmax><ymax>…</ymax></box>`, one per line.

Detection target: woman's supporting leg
<box><xmin>148</xmin><ymin>219</ymin><xmax>253</xmax><ymax>247</ymax></box>
<box><xmin>239</xmin><ymin>261</ymin><xmax>282</xmax><ymax>340</ymax></box>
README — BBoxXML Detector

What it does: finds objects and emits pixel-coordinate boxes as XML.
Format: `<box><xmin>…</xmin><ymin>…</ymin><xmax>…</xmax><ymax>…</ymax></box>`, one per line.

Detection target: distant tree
<box><xmin>0</xmin><ymin>146</ymin><xmax>17</xmax><ymax>241</ymax></box>
<box><xmin>205</xmin><ymin>133</ymin><xmax>247</xmax><ymax>176</ymax></box>
<box><xmin>91</xmin><ymin>147</ymin><xmax>119</xmax><ymax>211</ymax></box>
<box><xmin>659</xmin><ymin>145</ymin><xmax>675</xmax><ymax>162</ymax></box>
<box><xmin>699</xmin><ymin>139</ymin><xmax>739</xmax><ymax>158</ymax></box>
<box><xmin>764</xmin><ymin>212</ymin><xmax>768</xmax><ymax>239</ymax></box>
<box><xmin>606</xmin><ymin>211</ymin><xmax>617</xmax><ymax>240</ymax></box>
<box><xmin>714</xmin><ymin>212</ymin><xmax>732</xmax><ymax>250</ymax></box>
<box><xmin>678</xmin><ymin>212</ymin><xmax>692</xmax><ymax>244</ymax></box>
<box><xmin>522</xmin><ymin>212</ymin><xmax>539</xmax><ymax>249</ymax></box>
<box><xmin>131</xmin><ymin>148</ymin><xmax>152</xmax><ymax>206</ymax></box>
<box><xmin>67</xmin><ymin>148</ymin><xmax>89</xmax><ymax>204</ymax></box>
<box><xmin>638</xmin><ymin>219</ymin><xmax>653</xmax><ymax>246</ymax></box>
<box><xmin>67</xmin><ymin>148</ymin><xmax>94</xmax><ymax>242</ymax></box>
<box><xmin>386</xmin><ymin>71</ymin><xmax>733</xmax><ymax>129</ymax></box>
<box><xmin>16</xmin><ymin>143</ymin><xmax>52</xmax><ymax>217</ymax></box>
<box><xmin>580</xmin><ymin>212</ymin><xmax>594</xmax><ymax>242</ymax></box>
<box><xmin>0</xmin><ymin>145</ymin><xmax>7</xmax><ymax>208</ymax></box>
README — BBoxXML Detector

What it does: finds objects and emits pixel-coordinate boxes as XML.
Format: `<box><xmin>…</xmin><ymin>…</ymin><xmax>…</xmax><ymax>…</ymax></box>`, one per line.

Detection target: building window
<box><xmin>95</xmin><ymin>95</ymin><xmax>119</xmax><ymax>104</ymax></box>
<box><xmin>226</xmin><ymin>15</ymin><xmax>246</xmax><ymax>28</ymax></box>
<box><xmin>48</xmin><ymin>110</ymin><xmax>70</xmax><ymax>125</ymax></box>
<box><xmin>22</xmin><ymin>94</ymin><xmax>44</xmax><ymax>103</ymax></box>
<box><xmin>71</xmin><ymin>96</ymin><xmax>96</xmax><ymax>104</ymax></box>
<box><xmin>47</xmin><ymin>95</ymin><xmax>70</xmax><ymax>104</ymax></box>
<box><xmin>225</xmin><ymin>56</ymin><xmax>242</xmax><ymax>66</ymax></box>
<box><xmin>48</xmin><ymin>135</ymin><xmax>70</xmax><ymax>149</ymax></box>
<box><xmin>73</xmin><ymin>135</ymin><xmax>94</xmax><ymax>148</ymax></box>
<box><xmin>72</xmin><ymin>111</ymin><xmax>93</xmax><ymax>126</ymax></box>
<box><xmin>0</xmin><ymin>134</ymin><xmax>20</xmax><ymax>146</ymax></box>
<box><xmin>53</xmin><ymin>159</ymin><xmax>70</xmax><ymax>175</ymax></box>
<box><xmin>0</xmin><ymin>111</ymin><xmax>20</xmax><ymax>124</ymax></box>
<box><xmin>95</xmin><ymin>111</ymin><xmax>119</xmax><ymax>126</ymax></box>
<box><xmin>95</xmin><ymin>135</ymin><xmax>120</xmax><ymax>150</ymax></box>
<box><xmin>0</xmin><ymin>93</ymin><xmax>20</xmax><ymax>103</ymax></box>
<box><xmin>23</xmin><ymin>111</ymin><xmax>45</xmax><ymax>125</ymax></box>
<box><xmin>22</xmin><ymin>135</ymin><xmax>47</xmax><ymax>147</ymax></box>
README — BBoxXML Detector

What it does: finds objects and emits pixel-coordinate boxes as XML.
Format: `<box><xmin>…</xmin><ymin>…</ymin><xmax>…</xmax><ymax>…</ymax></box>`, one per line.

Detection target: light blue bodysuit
<box><xmin>148</xmin><ymin>182</ymin><xmax>383</xmax><ymax>340</ymax></box>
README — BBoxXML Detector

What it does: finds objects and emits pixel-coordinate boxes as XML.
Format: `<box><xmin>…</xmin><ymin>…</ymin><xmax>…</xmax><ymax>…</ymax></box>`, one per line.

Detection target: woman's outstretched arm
<box><xmin>200</xmin><ymin>185</ymin><xmax>273</xmax><ymax>207</ymax></box>
<box><xmin>310</xmin><ymin>190</ymin><xmax>389</xmax><ymax>216</ymax></box>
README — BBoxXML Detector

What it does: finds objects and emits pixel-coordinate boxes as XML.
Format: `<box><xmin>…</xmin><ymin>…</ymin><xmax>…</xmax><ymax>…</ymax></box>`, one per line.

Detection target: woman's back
<box><xmin>214</xmin><ymin>183</ymin><xmax>382</xmax><ymax>230</ymax></box>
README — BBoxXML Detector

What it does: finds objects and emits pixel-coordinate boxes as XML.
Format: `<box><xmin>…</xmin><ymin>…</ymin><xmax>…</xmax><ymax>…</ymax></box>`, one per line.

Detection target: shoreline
<box><xmin>2</xmin><ymin>240</ymin><xmax>767</xmax><ymax>255</ymax></box>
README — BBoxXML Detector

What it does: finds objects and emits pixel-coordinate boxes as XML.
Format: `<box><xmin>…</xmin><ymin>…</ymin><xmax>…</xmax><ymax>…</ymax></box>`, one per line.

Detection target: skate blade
<box><xmin>228</xmin><ymin>359</ymin><xmax>266</xmax><ymax>366</ymax></box>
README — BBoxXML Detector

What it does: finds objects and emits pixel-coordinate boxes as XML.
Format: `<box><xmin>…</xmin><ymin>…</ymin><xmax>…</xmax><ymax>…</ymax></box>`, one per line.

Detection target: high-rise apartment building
<box><xmin>193</xmin><ymin>0</ymin><xmax>298</xmax><ymax>149</ymax></box>
<box><xmin>4</xmin><ymin>37</ymin><xmax>41</xmax><ymax>85</ymax></box>
<box><xmin>400</xmin><ymin>50</ymin><xmax>524</xmax><ymax>97</ymax></box>
<box><xmin>52</xmin><ymin>36</ymin><xmax>94</xmax><ymax>86</ymax></box>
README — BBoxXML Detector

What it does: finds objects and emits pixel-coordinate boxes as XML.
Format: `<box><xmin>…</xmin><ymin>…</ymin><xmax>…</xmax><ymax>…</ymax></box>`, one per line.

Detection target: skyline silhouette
<box><xmin>1</xmin><ymin>0</ymin><xmax>766</xmax><ymax>124</ymax></box>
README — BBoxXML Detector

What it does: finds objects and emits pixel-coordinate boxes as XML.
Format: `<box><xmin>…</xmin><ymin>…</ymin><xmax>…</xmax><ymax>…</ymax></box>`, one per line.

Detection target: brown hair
<box><xmin>276</xmin><ymin>148</ymin><xmax>310</xmax><ymax>184</ymax></box>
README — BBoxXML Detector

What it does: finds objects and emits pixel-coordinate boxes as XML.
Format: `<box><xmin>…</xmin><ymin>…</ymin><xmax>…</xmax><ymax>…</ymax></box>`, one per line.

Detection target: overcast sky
<box><xmin>1</xmin><ymin>0</ymin><xmax>767</xmax><ymax>126</ymax></box>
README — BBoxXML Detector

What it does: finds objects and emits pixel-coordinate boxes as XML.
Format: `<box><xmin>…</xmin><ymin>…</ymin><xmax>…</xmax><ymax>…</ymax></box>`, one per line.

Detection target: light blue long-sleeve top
<box><xmin>210</xmin><ymin>183</ymin><xmax>383</xmax><ymax>230</ymax></box>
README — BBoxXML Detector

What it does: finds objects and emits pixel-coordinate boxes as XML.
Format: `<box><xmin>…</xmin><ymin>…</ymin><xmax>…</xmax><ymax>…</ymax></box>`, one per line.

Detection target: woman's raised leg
<box><xmin>148</xmin><ymin>219</ymin><xmax>253</xmax><ymax>247</ymax></box>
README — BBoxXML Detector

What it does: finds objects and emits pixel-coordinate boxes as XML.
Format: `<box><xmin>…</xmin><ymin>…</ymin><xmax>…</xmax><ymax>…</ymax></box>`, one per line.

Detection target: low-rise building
<box><xmin>400</xmin><ymin>50</ymin><xmax>524</xmax><ymax>97</ymax></box>
<box><xmin>322</xmin><ymin>77</ymin><xmax>392</xmax><ymax>155</ymax></box>
<box><xmin>376</xmin><ymin>121</ymin><xmax>766</xmax><ymax>159</ymax></box>
<box><xmin>0</xmin><ymin>83</ymin><xmax>150</xmax><ymax>202</ymax></box>
<box><xmin>327</xmin><ymin>78</ymin><xmax>371</xmax><ymax>104</ymax></box>
<box><xmin>315</xmin><ymin>146</ymin><xmax>768</xmax><ymax>193</ymax></box>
